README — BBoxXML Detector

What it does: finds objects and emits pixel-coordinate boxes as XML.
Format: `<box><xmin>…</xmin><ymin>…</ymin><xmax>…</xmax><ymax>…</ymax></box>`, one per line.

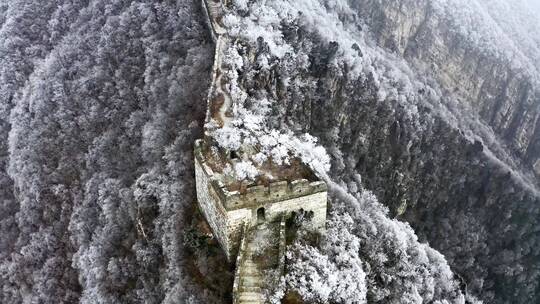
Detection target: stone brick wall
<box><xmin>220</xmin><ymin>179</ymin><xmax>328</xmax><ymax>211</ymax></box>
<box><xmin>195</xmin><ymin>140</ymin><xmax>328</xmax><ymax>259</ymax></box>
<box><xmin>266</xmin><ymin>191</ymin><xmax>327</xmax><ymax>229</ymax></box>
<box><xmin>195</xmin><ymin>154</ymin><xmax>232</xmax><ymax>258</ymax></box>
<box><xmin>225</xmin><ymin>208</ymin><xmax>251</xmax><ymax>258</ymax></box>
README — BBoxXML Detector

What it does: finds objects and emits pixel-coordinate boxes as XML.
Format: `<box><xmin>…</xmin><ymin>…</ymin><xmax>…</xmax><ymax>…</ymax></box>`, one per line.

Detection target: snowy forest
<box><xmin>0</xmin><ymin>0</ymin><xmax>539</xmax><ymax>304</ymax></box>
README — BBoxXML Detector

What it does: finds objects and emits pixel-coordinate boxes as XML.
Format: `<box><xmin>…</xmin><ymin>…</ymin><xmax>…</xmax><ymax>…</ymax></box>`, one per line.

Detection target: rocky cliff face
<box><xmin>348</xmin><ymin>0</ymin><xmax>540</xmax><ymax>172</ymax></box>
<box><xmin>338</xmin><ymin>2</ymin><xmax>540</xmax><ymax>302</ymax></box>
<box><xmin>222</xmin><ymin>0</ymin><xmax>540</xmax><ymax>302</ymax></box>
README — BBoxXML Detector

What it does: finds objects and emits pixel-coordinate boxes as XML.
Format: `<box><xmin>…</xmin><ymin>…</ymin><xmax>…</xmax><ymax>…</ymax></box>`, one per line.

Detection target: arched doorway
<box><xmin>256</xmin><ymin>207</ymin><xmax>266</xmax><ymax>224</ymax></box>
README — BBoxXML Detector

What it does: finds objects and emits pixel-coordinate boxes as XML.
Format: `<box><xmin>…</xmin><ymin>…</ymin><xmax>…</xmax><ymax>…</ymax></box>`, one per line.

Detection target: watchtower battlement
<box><xmin>194</xmin><ymin>139</ymin><xmax>326</xmax><ymax>204</ymax></box>
<box><xmin>194</xmin><ymin>139</ymin><xmax>328</xmax><ymax>260</ymax></box>
<box><xmin>214</xmin><ymin>175</ymin><xmax>326</xmax><ymax>209</ymax></box>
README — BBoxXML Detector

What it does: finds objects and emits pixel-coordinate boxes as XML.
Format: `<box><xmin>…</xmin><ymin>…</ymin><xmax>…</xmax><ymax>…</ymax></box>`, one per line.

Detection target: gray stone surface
<box><xmin>347</xmin><ymin>0</ymin><xmax>540</xmax><ymax>169</ymax></box>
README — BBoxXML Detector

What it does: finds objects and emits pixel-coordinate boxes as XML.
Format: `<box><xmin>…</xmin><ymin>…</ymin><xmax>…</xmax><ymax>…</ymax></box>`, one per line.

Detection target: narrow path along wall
<box><xmin>200</xmin><ymin>0</ymin><xmax>234</xmax><ymax>129</ymax></box>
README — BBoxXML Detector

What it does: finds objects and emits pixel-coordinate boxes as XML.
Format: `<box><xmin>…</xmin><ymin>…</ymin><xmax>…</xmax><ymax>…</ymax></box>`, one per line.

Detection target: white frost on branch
<box><xmin>233</xmin><ymin>160</ymin><xmax>259</xmax><ymax>181</ymax></box>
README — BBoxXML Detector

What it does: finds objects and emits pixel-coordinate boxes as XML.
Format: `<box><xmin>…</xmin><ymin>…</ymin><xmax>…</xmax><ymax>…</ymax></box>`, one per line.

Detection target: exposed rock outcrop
<box><xmin>348</xmin><ymin>0</ymin><xmax>540</xmax><ymax>171</ymax></box>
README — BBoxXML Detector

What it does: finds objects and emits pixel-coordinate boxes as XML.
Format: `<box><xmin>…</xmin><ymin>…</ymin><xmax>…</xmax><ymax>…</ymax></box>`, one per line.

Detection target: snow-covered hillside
<box><xmin>217</xmin><ymin>0</ymin><xmax>540</xmax><ymax>303</ymax></box>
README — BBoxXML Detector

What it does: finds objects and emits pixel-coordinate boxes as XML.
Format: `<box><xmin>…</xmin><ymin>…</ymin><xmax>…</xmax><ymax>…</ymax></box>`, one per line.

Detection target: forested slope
<box><xmin>0</xmin><ymin>1</ymin><xmax>216</xmax><ymax>302</ymax></box>
<box><xmin>219</xmin><ymin>0</ymin><xmax>540</xmax><ymax>303</ymax></box>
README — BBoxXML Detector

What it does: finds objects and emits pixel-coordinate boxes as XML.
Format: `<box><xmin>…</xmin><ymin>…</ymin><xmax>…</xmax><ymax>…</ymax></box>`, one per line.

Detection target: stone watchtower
<box><xmin>194</xmin><ymin>139</ymin><xmax>328</xmax><ymax>260</ymax></box>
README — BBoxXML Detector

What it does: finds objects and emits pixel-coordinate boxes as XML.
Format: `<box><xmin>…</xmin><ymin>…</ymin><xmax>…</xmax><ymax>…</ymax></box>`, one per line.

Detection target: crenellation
<box><xmin>245</xmin><ymin>185</ymin><xmax>268</xmax><ymax>204</ymax></box>
<box><xmin>269</xmin><ymin>181</ymin><xmax>289</xmax><ymax>197</ymax></box>
<box><xmin>210</xmin><ymin>179</ymin><xmax>227</xmax><ymax>202</ymax></box>
<box><xmin>290</xmin><ymin>179</ymin><xmax>310</xmax><ymax>193</ymax></box>
<box><xmin>309</xmin><ymin>180</ymin><xmax>328</xmax><ymax>192</ymax></box>
<box><xmin>246</xmin><ymin>184</ymin><xmax>267</xmax><ymax>194</ymax></box>
<box><xmin>224</xmin><ymin>190</ymin><xmax>242</xmax><ymax>207</ymax></box>
<box><xmin>221</xmin><ymin>179</ymin><xmax>327</xmax><ymax>210</ymax></box>
<box><xmin>224</xmin><ymin>189</ymin><xmax>237</xmax><ymax>198</ymax></box>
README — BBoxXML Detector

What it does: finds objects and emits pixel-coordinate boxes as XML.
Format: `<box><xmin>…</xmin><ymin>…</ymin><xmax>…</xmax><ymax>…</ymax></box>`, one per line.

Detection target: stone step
<box><xmin>241</xmin><ymin>267</ymin><xmax>259</xmax><ymax>273</ymax></box>
<box><xmin>241</xmin><ymin>264</ymin><xmax>260</xmax><ymax>270</ymax></box>
<box><xmin>242</xmin><ymin>265</ymin><xmax>260</xmax><ymax>272</ymax></box>
<box><xmin>240</xmin><ymin>275</ymin><xmax>263</xmax><ymax>282</ymax></box>
<box><xmin>238</xmin><ymin>297</ymin><xmax>264</xmax><ymax>303</ymax></box>
<box><xmin>238</xmin><ymin>292</ymin><xmax>264</xmax><ymax>301</ymax></box>
<box><xmin>240</xmin><ymin>271</ymin><xmax>262</xmax><ymax>277</ymax></box>
<box><xmin>245</xmin><ymin>264</ymin><xmax>260</xmax><ymax>270</ymax></box>
<box><xmin>233</xmin><ymin>222</ymin><xmax>284</xmax><ymax>303</ymax></box>
<box><xmin>237</xmin><ymin>300</ymin><xmax>263</xmax><ymax>304</ymax></box>
<box><xmin>239</xmin><ymin>291</ymin><xmax>264</xmax><ymax>297</ymax></box>
<box><xmin>240</xmin><ymin>266</ymin><xmax>260</xmax><ymax>272</ymax></box>
<box><xmin>240</xmin><ymin>286</ymin><xmax>262</xmax><ymax>293</ymax></box>
<box><xmin>240</xmin><ymin>278</ymin><xmax>263</xmax><ymax>287</ymax></box>
<box><xmin>241</xmin><ymin>262</ymin><xmax>259</xmax><ymax>268</ymax></box>
<box><xmin>239</xmin><ymin>295</ymin><xmax>264</xmax><ymax>301</ymax></box>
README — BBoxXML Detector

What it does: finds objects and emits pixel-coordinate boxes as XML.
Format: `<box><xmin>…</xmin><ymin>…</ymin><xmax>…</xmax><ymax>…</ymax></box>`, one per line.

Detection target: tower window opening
<box><xmin>257</xmin><ymin>207</ymin><xmax>266</xmax><ymax>224</ymax></box>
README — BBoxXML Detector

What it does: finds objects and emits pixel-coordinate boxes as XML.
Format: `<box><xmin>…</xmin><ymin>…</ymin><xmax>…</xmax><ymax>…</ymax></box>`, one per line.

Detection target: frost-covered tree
<box><xmin>0</xmin><ymin>0</ymin><xmax>538</xmax><ymax>303</ymax></box>
<box><xmin>283</xmin><ymin>213</ymin><xmax>367</xmax><ymax>304</ymax></box>
<box><xmin>281</xmin><ymin>177</ymin><xmax>477</xmax><ymax>304</ymax></box>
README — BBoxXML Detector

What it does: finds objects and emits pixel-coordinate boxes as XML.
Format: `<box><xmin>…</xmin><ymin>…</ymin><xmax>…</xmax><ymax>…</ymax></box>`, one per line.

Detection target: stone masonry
<box><xmin>194</xmin><ymin>139</ymin><xmax>327</xmax><ymax>260</ymax></box>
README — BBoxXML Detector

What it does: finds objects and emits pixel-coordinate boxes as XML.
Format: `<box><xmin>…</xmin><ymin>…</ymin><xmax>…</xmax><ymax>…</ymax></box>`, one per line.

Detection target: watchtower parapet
<box><xmin>194</xmin><ymin>139</ymin><xmax>327</xmax><ymax>210</ymax></box>
<box><xmin>218</xmin><ymin>179</ymin><xmax>327</xmax><ymax>210</ymax></box>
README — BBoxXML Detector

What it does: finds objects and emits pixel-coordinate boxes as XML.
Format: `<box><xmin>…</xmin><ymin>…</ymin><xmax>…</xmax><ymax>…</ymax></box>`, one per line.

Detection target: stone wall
<box><xmin>266</xmin><ymin>191</ymin><xmax>327</xmax><ymax>229</ymax></box>
<box><xmin>217</xmin><ymin>179</ymin><xmax>328</xmax><ymax>211</ymax></box>
<box><xmin>232</xmin><ymin>222</ymin><xmax>249</xmax><ymax>304</ymax></box>
<box><xmin>221</xmin><ymin>191</ymin><xmax>327</xmax><ymax>257</ymax></box>
<box><xmin>195</xmin><ymin>152</ymin><xmax>232</xmax><ymax>258</ymax></box>
<box><xmin>224</xmin><ymin>208</ymin><xmax>251</xmax><ymax>258</ymax></box>
<box><xmin>196</xmin><ymin>151</ymin><xmax>250</xmax><ymax>258</ymax></box>
<box><xmin>195</xmin><ymin>138</ymin><xmax>328</xmax><ymax>258</ymax></box>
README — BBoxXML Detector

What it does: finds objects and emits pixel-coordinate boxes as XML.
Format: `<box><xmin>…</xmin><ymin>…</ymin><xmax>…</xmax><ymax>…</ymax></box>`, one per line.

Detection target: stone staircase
<box><xmin>233</xmin><ymin>223</ymin><xmax>282</xmax><ymax>304</ymax></box>
<box><xmin>236</xmin><ymin>246</ymin><xmax>265</xmax><ymax>303</ymax></box>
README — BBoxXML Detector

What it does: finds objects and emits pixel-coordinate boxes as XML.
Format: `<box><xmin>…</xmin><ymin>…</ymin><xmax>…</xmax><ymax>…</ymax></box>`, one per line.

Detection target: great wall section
<box><xmin>198</xmin><ymin>1</ymin><xmax>296</xmax><ymax>303</ymax></box>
